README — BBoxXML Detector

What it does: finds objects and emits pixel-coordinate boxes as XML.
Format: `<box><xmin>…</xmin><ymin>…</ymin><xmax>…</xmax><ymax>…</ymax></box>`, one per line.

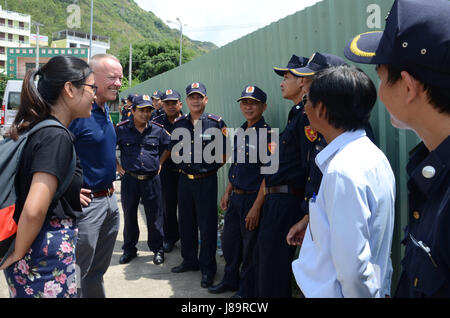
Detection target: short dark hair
<box><xmin>385</xmin><ymin>64</ymin><xmax>450</xmax><ymax>115</ymax></box>
<box><xmin>308</xmin><ymin>65</ymin><xmax>377</xmax><ymax>131</ymax></box>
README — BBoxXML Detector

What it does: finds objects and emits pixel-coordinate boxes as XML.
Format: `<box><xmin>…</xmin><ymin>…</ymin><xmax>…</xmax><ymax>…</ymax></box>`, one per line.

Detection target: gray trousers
<box><xmin>76</xmin><ymin>193</ymin><xmax>120</xmax><ymax>298</ymax></box>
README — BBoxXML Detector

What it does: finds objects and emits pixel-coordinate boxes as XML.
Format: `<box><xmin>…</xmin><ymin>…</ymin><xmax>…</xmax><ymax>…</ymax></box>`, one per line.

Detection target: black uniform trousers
<box><xmin>222</xmin><ymin>192</ymin><xmax>259</xmax><ymax>297</ymax></box>
<box><xmin>255</xmin><ymin>193</ymin><xmax>305</xmax><ymax>298</ymax></box>
<box><xmin>178</xmin><ymin>173</ymin><xmax>218</xmax><ymax>277</ymax></box>
<box><xmin>121</xmin><ymin>173</ymin><xmax>164</xmax><ymax>254</ymax></box>
<box><xmin>160</xmin><ymin>167</ymin><xmax>180</xmax><ymax>245</ymax></box>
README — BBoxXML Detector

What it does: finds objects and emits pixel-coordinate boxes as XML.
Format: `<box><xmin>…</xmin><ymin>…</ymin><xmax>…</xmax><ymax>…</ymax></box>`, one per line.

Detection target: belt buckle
<box><xmin>138</xmin><ymin>175</ymin><xmax>145</xmax><ymax>181</ymax></box>
<box><xmin>107</xmin><ymin>187</ymin><xmax>112</xmax><ymax>196</ymax></box>
<box><xmin>187</xmin><ymin>174</ymin><xmax>195</xmax><ymax>180</ymax></box>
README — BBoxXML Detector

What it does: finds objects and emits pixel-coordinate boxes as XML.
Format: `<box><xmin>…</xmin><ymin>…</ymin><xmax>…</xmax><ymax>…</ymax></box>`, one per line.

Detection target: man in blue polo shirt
<box><xmin>69</xmin><ymin>53</ymin><xmax>123</xmax><ymax>298</ymax></box>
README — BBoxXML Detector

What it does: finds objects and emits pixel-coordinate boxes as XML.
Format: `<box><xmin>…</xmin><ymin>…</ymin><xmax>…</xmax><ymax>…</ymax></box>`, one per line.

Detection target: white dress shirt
<box><xmin>292</xmin><ymin>130</ymin><xmax>395</xmax><ymax>298</ymax></box>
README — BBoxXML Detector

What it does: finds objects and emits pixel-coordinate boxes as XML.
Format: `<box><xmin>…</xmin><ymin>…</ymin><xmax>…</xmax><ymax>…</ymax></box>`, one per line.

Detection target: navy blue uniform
<box><xmin>255</xmin><ymin>102</ymin><xmax>317</xmax><ymax>298</ymax></box>
<box><xmin>221</xmin><ymin>117</ymin><xmax>271</xmax><ymax>298</ymax></box>
<box><xmin>150</xmin><ymin>108</ymin><xmax>164</xmax><ymax>121</ymax></box>
<box><xmin>120</xmin><ymin>107</ymin><xmax>133</xmax><ymax>122</ymax></box>
<box><xmin>169</xmin><ymin>112</ymin><xmax>229</xmax><ymax>278</ymax></box>
<box><xmin>116</xmin><ymin>119</ymin><xmax>171</xmax><ymax>255</ymax></box>
<box><xmin>395</xmin><ymin>136</ymin><xmax>450</xmax><ymax>297</ymax></box>
<box><xmin>152</xmin><ymin>113</ymin><xmax>181</xmax><ymax>247</ymax></box>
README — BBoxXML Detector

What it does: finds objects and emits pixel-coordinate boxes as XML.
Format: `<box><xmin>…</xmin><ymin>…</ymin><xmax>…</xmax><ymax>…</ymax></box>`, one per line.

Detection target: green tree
<box><xmin>119</xmin><ymin>40</ymin><xmax>196</xmax><ymax>83</ymax></box>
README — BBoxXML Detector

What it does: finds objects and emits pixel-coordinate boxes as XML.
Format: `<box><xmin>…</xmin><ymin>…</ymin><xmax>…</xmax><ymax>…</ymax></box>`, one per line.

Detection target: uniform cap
<box><xmin>237</xmin><ymin>85</ymin><xmax>267</xmax><ymax>103</ymax></box>
<box><xmin>162</xmin><ymin>89</ymin><xmax>182</xmax><ymax>101</ymax></box>
<box><xmin>151</xmin><ymin>90</ymin><xmax>164</xmax><ymax>99</ymax></box>
<box><xmin>344</xmin><ymin>0</ymin><xmax>450</xmax><ymax>88</ymax></box>
<box><xmin>132</xmin><ymin>95</ymin><xmax>154</xmax><ymax>108</ymax></box>
<box><xmin>273</xmin><ymin>55</ymin><xmax>309</xmax><ymax>76</ymax></box>
<box><xmin>290</xmin><ymin>52</ymin><xmax>348</xmax><ymax>77</ymax></box>
<box><xmin>186</xmin><ymin>82</ymin><xmax>207</xmax><ymax>96</ymax></box>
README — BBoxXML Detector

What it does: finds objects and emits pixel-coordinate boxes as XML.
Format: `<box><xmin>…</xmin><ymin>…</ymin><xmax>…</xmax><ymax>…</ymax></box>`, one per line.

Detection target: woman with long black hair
<box><xmin>0</xmin><ymin>56</ymin><xmax>96</xmax><ymax>298</ymax></box>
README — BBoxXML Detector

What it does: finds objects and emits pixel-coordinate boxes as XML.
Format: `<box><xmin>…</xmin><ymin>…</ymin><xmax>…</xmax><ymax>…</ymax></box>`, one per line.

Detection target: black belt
<box><xmin>91</xmin><ymin>184</ymin><xmax>114</xmax><ymax>198</ymax></box>
<box><xmin>179</xmin><ymin>169</ymin><xmax>217</xmax><ymax>180</ymax></box>
<box><xmin>264</xmin><ymin>185</ymin><xmax>304</xmax><ymax>198</ymax></box>
<box><xmin>232</xmin><ymin>186</ymin><xmax>258</xmax><ymax>195</ymax></box>
<box><xmin>126</xmin><ymin>171</ymin><xmax>157</xmax><ymax>180</ymax></box>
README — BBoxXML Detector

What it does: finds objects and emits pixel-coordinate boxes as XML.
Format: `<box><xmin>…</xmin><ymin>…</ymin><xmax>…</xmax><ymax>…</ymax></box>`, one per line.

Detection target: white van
<box><xmin>1</xmin><ymin>80</ymin><xmax>22</xmax><ymax>135</ymax></box>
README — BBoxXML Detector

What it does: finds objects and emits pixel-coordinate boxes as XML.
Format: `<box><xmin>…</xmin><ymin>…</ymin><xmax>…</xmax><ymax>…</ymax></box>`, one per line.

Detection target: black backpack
<box><xmin>0</xmin><ymin>119</ymin><xmax>76</xmax><ymax>266</ymax></box>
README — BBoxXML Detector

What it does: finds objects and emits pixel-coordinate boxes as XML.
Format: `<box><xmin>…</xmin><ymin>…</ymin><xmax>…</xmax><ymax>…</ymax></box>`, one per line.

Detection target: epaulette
<box><xmin>116</xmin><ymin>119</ymin><xmax>130</xmax><ymax>127</ymax></box>
<box><xmin>174</xmin><ymin>114</ymin><xmax>188</xmax><ymax>123</ymax></box>
<box><xmin>152</xmin><ymin>113</ymin><xmax>165</xmax><ymax>122</ymax></box>
<box><xmin>151</xmin><ymin>121</ymin><xmax>164</xmax><ymax>129</ymax></box>
<box><xmin>207</xmin><ymin>113</ymin><xmax>222</xmax><ymax>122</ymax></box>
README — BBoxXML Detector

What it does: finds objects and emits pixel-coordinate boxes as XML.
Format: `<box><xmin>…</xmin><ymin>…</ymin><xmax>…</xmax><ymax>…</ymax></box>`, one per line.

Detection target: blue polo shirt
<box><xmin>69</xmin><ymin>101</ymin><xmax>117</xmax><ymax>190</ymax></box>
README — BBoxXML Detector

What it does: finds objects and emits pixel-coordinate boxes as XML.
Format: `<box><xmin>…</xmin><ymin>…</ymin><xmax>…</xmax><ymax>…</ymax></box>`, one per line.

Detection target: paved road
<box><xmin>0</xmin><ymin>181</ymin><xmax>232</xmax><ymax>298</ymax></box>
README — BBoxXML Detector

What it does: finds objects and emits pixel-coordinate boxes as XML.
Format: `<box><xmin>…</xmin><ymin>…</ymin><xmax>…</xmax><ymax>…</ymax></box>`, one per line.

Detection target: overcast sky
<box><xmin>134</xmin><ymin>0</ymin><xmax>323</xmax><ymax>47</ymax></box>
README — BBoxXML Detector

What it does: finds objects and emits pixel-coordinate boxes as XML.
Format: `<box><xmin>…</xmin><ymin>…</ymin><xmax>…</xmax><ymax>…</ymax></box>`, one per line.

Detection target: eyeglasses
<box><xmin>82</xmin><ymin>84</ymin><xmax>98</xmax><ymax>94</ymax></box>
<box><xmin>302</xmin><ymin>93</ymin><xmax>308</xmax><ymax>105</ymax></box>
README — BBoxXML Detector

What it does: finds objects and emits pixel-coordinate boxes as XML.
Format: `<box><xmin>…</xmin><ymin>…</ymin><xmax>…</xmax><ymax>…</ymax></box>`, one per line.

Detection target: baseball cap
<box><xmin>273</xmin><ymin>54</ymin><xmax>309</xmax><ymax>76</ymax></box>
<box><xmin>290</xmin><ymin>52</ymin><xmax>348</xmax><ymax>76</ymax></box>
<box><xmin>186</xmin><ymin>82</ymin><xmax>207</xmax><ymax>96</ymax></box>
<box><xmin>151</xmin><ymin>90</ymin><xmax>164</xmax><ymax>100</ymax></box>
<box><xmin>237</xmin><ymin>85</ymin><xmax>267</xmax><ymax>103</ymax></box>
<box><xmin>344</xmin><ymin>0</ymin><xmax>450</xmax><ymax>88</ymax></box>
<box><xmin>132</xmin><ymin>95</ymin><xmax>154</xmax><ymax>108</ymax></box>
<box><xmin>162</xmin><ymin>89</ymin><xmax>182</xmax><ymax>101</ymax></box>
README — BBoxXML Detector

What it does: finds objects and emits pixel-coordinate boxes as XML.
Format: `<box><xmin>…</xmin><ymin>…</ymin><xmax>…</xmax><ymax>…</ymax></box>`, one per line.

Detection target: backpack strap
<box><xmin>28</xmin><ymin>119</ymin><xmax>77</xmax><ymax>201</ymax></box>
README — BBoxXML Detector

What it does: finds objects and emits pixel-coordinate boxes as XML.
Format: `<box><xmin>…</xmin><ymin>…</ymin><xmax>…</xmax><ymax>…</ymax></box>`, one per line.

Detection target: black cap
<box><xmin>273</xmin><ymin>55</ymin><xmax>309</xmax><ymax>76</ymax></box>
<box><xmin>344</xmin><ymin>0</ymin><xmax>450</xmax><ymax>88</ymax></box>
<box><xmin>237</xmin><ymin>85</ymin><xmax>267</xmax><ymax>103</ymax></box>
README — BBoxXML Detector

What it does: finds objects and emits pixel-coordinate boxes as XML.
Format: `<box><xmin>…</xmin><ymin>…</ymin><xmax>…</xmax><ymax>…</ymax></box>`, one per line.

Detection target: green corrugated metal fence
<box><xmin>122</xmin><ymin>0</ymin><xmax>421</xmax><ymax>293</ymax></box>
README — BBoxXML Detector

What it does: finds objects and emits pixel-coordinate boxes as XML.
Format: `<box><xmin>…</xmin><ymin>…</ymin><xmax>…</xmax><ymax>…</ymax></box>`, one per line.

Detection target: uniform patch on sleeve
<box><xmin>221</xmin><ymin>127</ymin><xmax>228</xmax><ymax>137</ymax></box>
<box><xmin>305</xmin><ymin>126</ymin><xmax>318</xmax><ymax>142</ymax></box>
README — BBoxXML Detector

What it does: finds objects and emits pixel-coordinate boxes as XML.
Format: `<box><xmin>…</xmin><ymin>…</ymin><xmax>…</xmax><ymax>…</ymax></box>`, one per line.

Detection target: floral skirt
<box><xmin>4</xmin><ymin>218</ymin><xmax>78</xmax><ymax>298</ymax></box>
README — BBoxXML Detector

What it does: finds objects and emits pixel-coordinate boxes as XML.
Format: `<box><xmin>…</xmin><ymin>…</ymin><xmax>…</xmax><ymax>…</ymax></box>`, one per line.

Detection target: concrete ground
<box><xmin>0</xmin><ymin>181</ymin><xmax>232</xmax><ymax>298</ymax></box>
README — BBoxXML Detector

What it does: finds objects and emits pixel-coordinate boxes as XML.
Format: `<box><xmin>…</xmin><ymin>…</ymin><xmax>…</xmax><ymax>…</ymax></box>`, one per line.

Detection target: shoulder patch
<box><xmin>116</xmin><ymin>119</ymin><xmax>130</xmax><ymax>127</ymax></box>
<box><xmin>151</xmin><ymin>121</ymin><xmax>164</xmax><ymax>129</ymax></box>
<box><xmin>174</xmin><ymin>114</ymin><xmax>188</xmax><ymax>123</ymax></box>
<box><xmin>152</xmin><ymin>113</ymin><xmax>165</xmax><ymax>122</ymax></box>
<box><xmin>208</xmin><ymin>113</ymin><xmax>222</xmax><ymax>122</ymax></box>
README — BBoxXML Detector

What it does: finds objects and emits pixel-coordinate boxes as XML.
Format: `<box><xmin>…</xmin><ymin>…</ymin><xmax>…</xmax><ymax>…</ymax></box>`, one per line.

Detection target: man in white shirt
<box><xmin>292</xmin><ymin>65</ymin><xmax>396</xmax><ymax>297</ymax></box>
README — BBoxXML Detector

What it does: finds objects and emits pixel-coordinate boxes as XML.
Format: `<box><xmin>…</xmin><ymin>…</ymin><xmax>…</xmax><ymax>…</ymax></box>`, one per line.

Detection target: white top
<box><xmin>292</xmin><ymin>130</ymin><xmax>395</xmax><ymax>298</ymax></box>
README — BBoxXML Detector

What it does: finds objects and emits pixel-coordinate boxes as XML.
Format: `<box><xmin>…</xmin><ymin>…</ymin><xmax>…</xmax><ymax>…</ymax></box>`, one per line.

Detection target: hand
<box><xmin>286</xmin><ymin>215</ymin><xmax>309</xmax><ymax>246</ymax></box>
<box><xmin>220</xmin><ymin>193</ymin><xmax>230</xmax><ymax>212</ymax></box>
<box><xmin>117</xmin><ymin>164</ymin><xmax>126</xmax><ymax>177</ymax></box>
<box><xmin>80</xmin><ymin>188</ymin><xmax>92</xmax><ymax>207</ymax></box>
<box><xmin>245</xmin><ymin>207</ymin><xmax>260</xmax><ymax>231</ymax></box>
<box><xmin>0</xmin><ymin>250</ymin><xmax>22</xmax><ymax>270</ymax></box>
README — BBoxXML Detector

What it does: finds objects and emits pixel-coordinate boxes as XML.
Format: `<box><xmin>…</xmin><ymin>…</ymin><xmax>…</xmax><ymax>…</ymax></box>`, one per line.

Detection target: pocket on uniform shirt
<box><xmin>143</xmin><ymin>136</ymin><xmax>160</xmax><ymax>153</ymax></box>
<box><xmin>401</xmin><ymin>240</ymin><xmax>448</xmax><ymax>297</ymax></box>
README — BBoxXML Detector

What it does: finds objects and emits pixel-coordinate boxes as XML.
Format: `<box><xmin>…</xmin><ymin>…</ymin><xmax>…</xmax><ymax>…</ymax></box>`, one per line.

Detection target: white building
<box><xmin>51</xmin><ymin>29</ymin><xmax>110</xmax><ymax>56</ymax></box>
<box><xmin>0</xmin><ymin>5</ymin><xmax>31</xmax><ymax>74</ymax></box>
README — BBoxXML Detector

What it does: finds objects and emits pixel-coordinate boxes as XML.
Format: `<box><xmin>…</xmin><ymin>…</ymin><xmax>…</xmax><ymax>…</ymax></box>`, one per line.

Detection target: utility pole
<box><xmin>166</xmin><ymin>18</ymin><xmax>186</xmax><ymax>67</ymax></box>
<box><xmin>89</xmin><ymin>0</ymin><xmax>93</xmax><ymax>61</ymax></box>
<box><xmin>176</xmin><ymin>17</ymin><xmax>183</xmax><ymax>67</ymax></box>
<box><xmin>32</xmin><ymin>21</ymin><xmax>44</xmax><ymax>70</ymax></box>
<box><xmin>129</xmin><ymin>43</ymin><xmax>132</xmax><ymax>87</ymax></box>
